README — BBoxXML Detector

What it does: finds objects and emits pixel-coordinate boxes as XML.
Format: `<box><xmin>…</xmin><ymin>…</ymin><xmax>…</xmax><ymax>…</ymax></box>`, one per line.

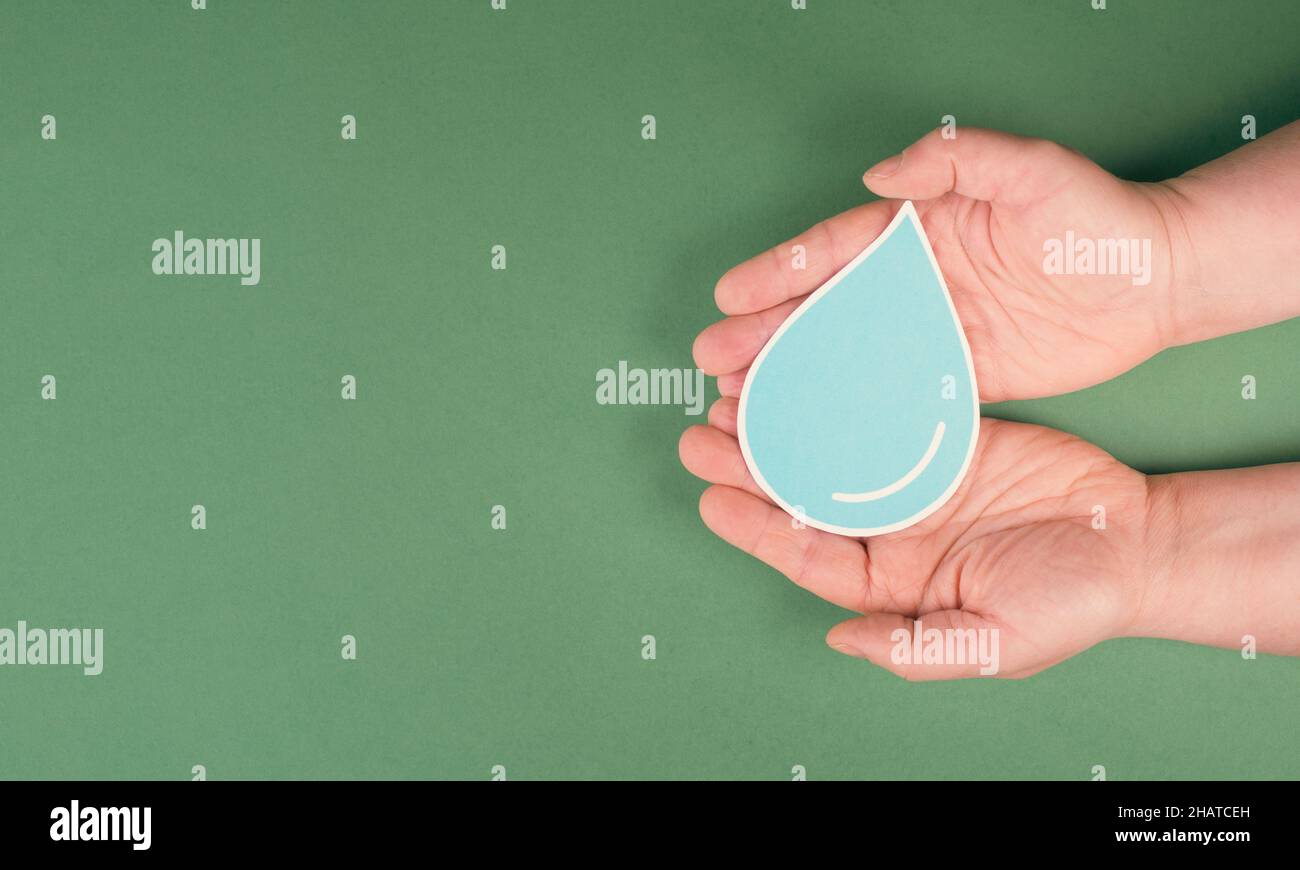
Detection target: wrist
<box><xmin>1129</xmin><ymin>472</ymin><xmax>1185</xmax><ymax>639</ymax></box>
<box><xmin>1142</xmin><ymin>177</ymin><xmax>1206</xmax><ymax>350</ymax></box>
<box><xmin>1130</xmin><ymin>464</ymin><xmax>1300</xmax><ymax>652</ymax></box>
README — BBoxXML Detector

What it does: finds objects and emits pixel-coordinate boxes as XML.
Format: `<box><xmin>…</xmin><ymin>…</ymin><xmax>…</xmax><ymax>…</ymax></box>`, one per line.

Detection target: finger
<box><xmin>698</xmin><ymin>485</ymin><xmax>873</xmax><ymax>613</ymax></box>
<box><xmin>677</xmin><ymin>424</ymin><xmax>769</xmax><ymax>501</ymax></box>
<box><xmin>714</xmin><ymin>200</ymin><xmax>898</xmax><ymax>316</ymax></box>
<box><xmin>692</xmin><ymin>296</ymin><xmax>805</xmax><ymax>376</ymax></box>
<box><xmin>825</xmin><ymin>610</ymin><xmax>1005</xmax><ymax>680</ymax></box>
<box><xmin>716</xmin><ymin>368</ymin><xmax>747</xmax><ymax>398</ymax></box>
<box><xmin>707</xmin><ymin>397</ymin><xmax>738</xmax><ymax>436</ymax></box>
<box><xmin>863</xmin><ymin>127</ymin><xmax>1101</xmax><ymax>208</ymax></box>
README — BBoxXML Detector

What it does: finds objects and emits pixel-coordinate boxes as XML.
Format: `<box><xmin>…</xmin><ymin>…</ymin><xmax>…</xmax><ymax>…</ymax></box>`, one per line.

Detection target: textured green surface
<box><xmin>1</xmin><ymin>0</ymin><xmax>1297</xmax><ymax>779</ymax></box>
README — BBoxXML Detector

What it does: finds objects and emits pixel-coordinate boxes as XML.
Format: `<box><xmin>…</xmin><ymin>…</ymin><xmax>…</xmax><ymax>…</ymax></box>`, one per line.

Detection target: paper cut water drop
<box><xmin>738</xmin><ymin>201</ymin><xmax>979</xmax><ymax>537</ymax></box>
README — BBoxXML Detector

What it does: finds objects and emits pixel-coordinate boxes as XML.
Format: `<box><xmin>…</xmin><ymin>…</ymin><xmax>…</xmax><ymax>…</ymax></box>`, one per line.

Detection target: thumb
<box><xmin>826</xmin><ymin>610</ymin><xmax>1005</xmax><ymax>680</ymax></box>
<box><xmin>862</xmin><ymin>127</ymin><xmax>1101</xmax><ymax>207</ymax></box>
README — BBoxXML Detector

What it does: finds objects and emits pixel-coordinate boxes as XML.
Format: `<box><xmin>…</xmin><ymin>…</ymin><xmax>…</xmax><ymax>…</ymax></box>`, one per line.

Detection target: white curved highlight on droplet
<box><xmin>831</xmin><ymin>421</ymin><xmax>946</xmax><ymax>503</ymax></box>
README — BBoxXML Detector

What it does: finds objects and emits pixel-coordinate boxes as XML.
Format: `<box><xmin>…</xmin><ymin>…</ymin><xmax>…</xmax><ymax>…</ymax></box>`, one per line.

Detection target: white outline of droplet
<box><xmin>737</xmin><ymin>201</ymin><xmax>980</xmax><ymax>537</ymax></box>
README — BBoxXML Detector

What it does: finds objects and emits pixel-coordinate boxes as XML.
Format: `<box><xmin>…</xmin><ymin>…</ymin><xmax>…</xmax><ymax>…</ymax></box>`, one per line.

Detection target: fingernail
<box><xmin>831</xmin><ymin>642</ymin><xmax>866</xmax><ymax>659</ymax></box>
<box><xmin>864</xmin><ymin>153</ymin><xmax>903</xmax><ymax>179</ymax></box>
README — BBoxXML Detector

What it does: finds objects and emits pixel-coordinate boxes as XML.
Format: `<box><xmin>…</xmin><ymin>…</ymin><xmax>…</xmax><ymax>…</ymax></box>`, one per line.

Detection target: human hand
<box><xmin>680</xmin><ymin>410</ymin><xmax>1152</xmax><ymax>678</ymax></box>
<box><xmin>693</xmin><ymin>127</ymin><xmax>1194</xmax><ymax>403</ymax></box>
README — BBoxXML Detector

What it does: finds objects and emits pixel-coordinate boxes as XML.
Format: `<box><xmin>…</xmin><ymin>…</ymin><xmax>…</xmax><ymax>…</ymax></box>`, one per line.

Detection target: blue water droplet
<box><xmin>739</xmin><ymin>202</ymin><xmax>979</xmax><ymax>536</ymax></box>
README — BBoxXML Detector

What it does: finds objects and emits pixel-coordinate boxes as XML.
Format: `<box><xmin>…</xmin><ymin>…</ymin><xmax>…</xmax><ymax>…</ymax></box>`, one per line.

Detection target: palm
<box><xmin>915</xmin><ymin>179</ymin><xmax>1178</xmax><ymax>400</ymax></box>
<box><xmin>694</xmin><ymin>131</ymin><xmax>1185</xmax><ymax>404</ymax></box>
<box><xmin>678</xmin><ymin>413</ymin><xmax>1149</xmax><ymax>679</ymax></box>
<box><xmin>857</xmin><ymin>418</ymin><xmax>1148</xmax><ymax>677</ymax></box>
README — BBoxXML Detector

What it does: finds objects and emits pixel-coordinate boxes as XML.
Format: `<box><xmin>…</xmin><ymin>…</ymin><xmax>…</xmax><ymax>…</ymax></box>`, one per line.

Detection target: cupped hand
<box><xmin>694</xmin><ymin>127</ymin><xmax>1194</xmax><ymax>403</ymax></box>
<box><xmin>680</xmin><ymin>407</ymin><xmax>1152</xmax><ymax>679</ymax></box>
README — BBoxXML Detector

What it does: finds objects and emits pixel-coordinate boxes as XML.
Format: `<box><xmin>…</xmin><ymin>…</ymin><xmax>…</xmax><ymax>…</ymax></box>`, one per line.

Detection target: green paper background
<box><xmin>1</xmin><ymin>0</ymin><xmax>1297</xmax><ymax>780</ymax></box>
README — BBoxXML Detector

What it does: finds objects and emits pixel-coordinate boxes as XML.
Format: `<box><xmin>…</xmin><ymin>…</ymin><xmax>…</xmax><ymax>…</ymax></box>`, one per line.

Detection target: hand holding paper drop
<box><xmin>737</xmin><ymin>201</ymin><xmax>978</xmax><ymax>537</ymax></box>
<box><xmin>684</xmin><ymin>123</ymin><xmax>1300</xmax><ymax>680</ymax></box>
